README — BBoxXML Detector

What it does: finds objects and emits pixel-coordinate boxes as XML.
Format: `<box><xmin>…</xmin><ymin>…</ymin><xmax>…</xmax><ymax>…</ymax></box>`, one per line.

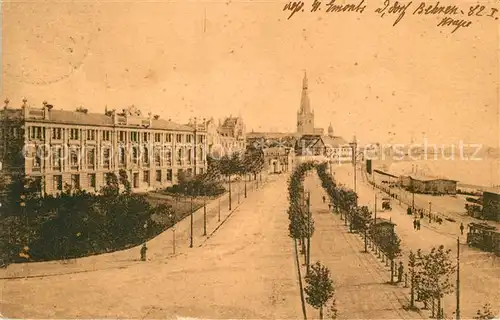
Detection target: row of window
<box><xmin>32</xmin><ymin>146</ymin><xmax>204</xmax><ymax>170</ymax></box>
<box><xmin>50</xmin><ymin>167</ymin><xmax>205</xmax><ymax>191</ymax></box>
<box><xmin>28</xmin><ymin>126</ymin><xmax>206</xmax><ymax>144</ymax></box>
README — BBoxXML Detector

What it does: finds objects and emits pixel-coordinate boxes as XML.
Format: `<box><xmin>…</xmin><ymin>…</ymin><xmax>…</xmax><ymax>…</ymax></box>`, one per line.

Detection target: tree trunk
<box><xmin>437</xmin><ymin>297</ymin><xmax>442</xmax><ymax>319</ymax></box>
<box><xmin>410</xmin><ymin>272</ymin><xmax>415</xmax><ymax>307</ymax></box>
<box><xmin>228</xmin><ymin>175</ymin><xmax>232</xmax><ymax>211</ymax></box>
<box><xmin>306</xmin><ymin>236</ymin><xmax>311</xmax><ymax>273</ymax></box>
<box><xmin>364</xmin><ymin>228</ymin><xmax>367</xmax><ymax>252</ymax></box>
<box><xmin>320</xmin><ymin>305</ymin><xmax>323</xmax><ymax>320</ymax></box>
<box><xmin>390</xmin><ymin>259</ymin><xmax>394</xmax><ymax>283</ymax></box>
<box><xmin>301</xmin><ymin>237</ymin><xmax>306</xmax><ymax>257</ymax></box>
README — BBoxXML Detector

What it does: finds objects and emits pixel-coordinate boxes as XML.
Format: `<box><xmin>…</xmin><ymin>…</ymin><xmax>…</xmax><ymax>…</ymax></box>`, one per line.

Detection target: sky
<box><xmin>2</xmin><ymin>0</ymin><xmax>499</xmax><ymax>148</ymax></box>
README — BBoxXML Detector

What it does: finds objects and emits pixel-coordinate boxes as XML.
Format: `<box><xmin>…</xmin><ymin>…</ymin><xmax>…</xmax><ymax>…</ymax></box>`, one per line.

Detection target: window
<box><xmin>155</xmin><ymin>170</ymin><xmax>162</xmax><ymax>182</ymax></box>
<box><xmin>143</xmin><ymin>132</ymin><xmax>149</xmax><ymax>142</ymax></box>
<box><xmin>154</xmin><ymin>133</ymin><xmax>161</xmax><ymax>142</ymax></box>
<box><xmin>103</xmin><ymin>148</ymin><xmax>111</xmax><ymax>168</ymax></box>
<box><xmin>177</xmin><ymin>148</ymin><xmax>182</xmax><ymax>164</ymax></box>
<box><xmin>71</xmin><ymin>174</ymin><xmax>80</xmax><ymax>189</ymax></box>
<box><xmin>52</xmin><ymin>147</ymin><xmax>62</xmax><ymax>169</ymax></box>
<box><xmin>70</xmin><ymin>128</ymin><xmax>79</xmax><ymax>140</ymax></box>
<box><xmin>104</xmin><ymin>172</ymin><xmax>113</xmax><ymax>185</ymax></box>
<box><xmin>143</xmin><ymin>146</ymin><xmax>149</xmax><ymax>164</ymax></box>
<box><xmin>167</xmin><ymin>169</ymin><xmax>172</xmax><ymax>181</ymax></box>
<box><xmin>199</xmin><ymin>167</ymin><xmax>204</xmax><ymax>175</ymax></box>
<box><xmin>143</xmin><ymin>170</ymin><xmax>149</xmax><ymax>183</ymax></box>
<box><xmin>87</xmin><ymin>129</ymin><xmax>96</xmax><ymax>140</ymax></box>
<box><xmin>102</xmin><ymin>130</ymin><xmax>111</xmax><ymax>141</ymax></box>
<box><xmin>30</xmin><ymin>126</ymin><xmax>43</xmax><ymax>140</ymax></box>
<box><xmin>166</xmin><ymin>134</ymin><xmax>172</xmax><ymax>143</ymax></box>
<box><xmin>53</xmin><ymin>175</ymin><xmax>63</xmax><ymax>191</ymax></box>
<box><xmin>132</xmin><ymin>146</ymin><xmax>138</xmax><ymax>164</ymax></box>
<box><xmin>119</xmin><ymin>147</ymin><xmax>126</xmax><ymax>166</ymax></box>
<box><xmin>33</xmin><ymin>153</ymin><xmax>41</xmax><ymax>172</ymax></box>
<box><xmin>52</xmin><ymin>128</ymin><xmax>62</xmax><ymax>140</ymax></box>
<box><xmin>187</xmin><ymin>168</ymin><xmax>193</xmax><ymax>177</ymax></box>
<box><xmin>119</xmin><ymin>131</ymin><xmax>126</xmax><ymax>142</ymax></box>
<box><xmin>154</xmin><ymin>148</ymin><xmax>161</xmax><ymax>166</ymax></box>
<box><xmin>70</xmin><ymin>148</ymin><xmax>79</xmax><ymax>169</ymax></box>
<box><xmin>176</xmin><ymin>134</ymin><xmax>182</xmax><ymax>143</ymax></box>
<box><xmin>187</xmin><ymin>148</ymin><xmax>192</xmax><ymax>163</ymax></box>
<box><xmin>130</xmin><ymin>132</ymin><xmax>138</xmax><ymax>142</ymax></box>
<box><xmin>186</xmin><ymin>135</ymin><xmax>192</xmax><ymax>143</ymax></box>
<box><xmin>88</xmin><ymin>173</ymin><xmax>96</xmax><ymax>188</ymax></box>
<box><xmin>87</xmin><ymin>149</ymin><xmax>96</xmax><ymax>169</ymax></box>
<box><xmin>198</xmin><ymin>135</ymin><xmax>204</xmax><ymax>144</ymax></box>
<box><xmin>165</xmin><ymin>148</ymin><xmax>172</xmax><ymax>165</ymax></box>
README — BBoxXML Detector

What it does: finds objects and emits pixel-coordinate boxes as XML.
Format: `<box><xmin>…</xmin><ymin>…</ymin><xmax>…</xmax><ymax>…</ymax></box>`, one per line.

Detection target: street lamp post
<box><xmin>203</xmin><ymin>197</ymin><xmax>207</xmax><ymax>236</ymax></box>
<box><xmin>456</xmin><ymin>237</ymin><xmax>460</xmax><ymax>320</ymax></box>
<box><xmin>169</xmin><ymin>213</ymin><xmax>176</xmax><ymax>254</ymax></box>
<box><xmin>218</xmin><ymin>197</ymin><xmax>221</xmax><ymax>222</ymax></box>
<box><xmin>189</xmin><ymin>188</ymin><xmax>193</xmax><ymax>248</ymax></box>
<box><xmin>306</xmin><ymin>191</ymin><xmax>311</xmax><ymax>274</ymax></box>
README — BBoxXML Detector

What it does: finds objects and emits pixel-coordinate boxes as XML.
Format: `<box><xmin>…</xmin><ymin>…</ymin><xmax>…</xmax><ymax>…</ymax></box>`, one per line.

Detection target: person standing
<box><xmin>398</xmin><ymin>261</ymin><xmax>404</xmax><ymax>283</ymax></box>
<box><xmin>413</xmin><ymin>219</ymin><xmax>417</xmax><ymax>230</ymax></box>
<box><xmin>417</xmin><ymin>219</ymin><xmax>421</xmax><ymax>230</ymax></box>
<box><xmin>460</xmin><ymin>222</ymin><xmax>465</xmax><ymax>235</ymax></box>
<box><xmin>322</xmin><ymin>195</ymin><xmax>326</xmax><ymax>203</ymax></box>
<box><xmin>140</xmin><ymin>243</ymin><xmax>148</xmax><ymax>261</ymax></box>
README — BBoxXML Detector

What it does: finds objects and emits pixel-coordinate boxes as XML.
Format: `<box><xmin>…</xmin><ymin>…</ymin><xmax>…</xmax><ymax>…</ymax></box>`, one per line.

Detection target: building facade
<box><xmin>399</xmin><ymin>175</ymin><xmax>457</xmax><ymax>195</ymax></box>
<box><xmin>0</xmin><ymin>99</ymin><xmax>207</xmax><ymax>195</ymax></box>
<box><xmin>205</xmin><ymin>116</ymin><xmax>246</xmax><ymax>158</ymax></box>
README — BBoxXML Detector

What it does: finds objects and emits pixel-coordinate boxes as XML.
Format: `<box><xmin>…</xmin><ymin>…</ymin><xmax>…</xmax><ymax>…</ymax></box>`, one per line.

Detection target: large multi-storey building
<box><xmin>0</xmin><ymin>99</ymin><xmax>207</xmax><ymax>195</ymax></box>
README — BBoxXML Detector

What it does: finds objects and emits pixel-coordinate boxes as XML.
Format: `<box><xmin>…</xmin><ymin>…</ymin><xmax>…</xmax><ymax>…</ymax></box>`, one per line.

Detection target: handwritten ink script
<box><xmin>282</xmin><ymin>0</ymin><xmax>499</xmax><ymax>33</ymax></box>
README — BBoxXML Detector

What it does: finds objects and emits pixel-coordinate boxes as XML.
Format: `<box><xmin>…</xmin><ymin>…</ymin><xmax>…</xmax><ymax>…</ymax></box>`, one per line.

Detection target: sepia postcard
<box><xmin>0</xmin><ymin>0</ymin><xmax>499</xmax><ymax>319</ymax></box>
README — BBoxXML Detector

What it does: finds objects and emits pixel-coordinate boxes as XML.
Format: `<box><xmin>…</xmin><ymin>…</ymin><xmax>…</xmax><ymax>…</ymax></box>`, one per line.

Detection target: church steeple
<box><xmin>299</xmin><ymin>70</ymin><xmax>311</xmax><ymax>114</ymax></box>
<box><xmin>297</xmin><ymin>70</ymin><xmax>315</xmax><ymax>135</ymax></box>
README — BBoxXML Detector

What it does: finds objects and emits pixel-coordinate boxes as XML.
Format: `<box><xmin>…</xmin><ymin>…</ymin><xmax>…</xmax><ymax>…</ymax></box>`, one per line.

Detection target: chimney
<box><xmin>112</xmin><ymin>110</ymin><xmax>118</xmax><ymax>125</ymax></box>
<box><xmin>22</xmin><ymin>98</ymin><xmax>28</xmax><ymax>118</ymax></box>
<box><xmin>42</xmin><ymin>101</ymin><xmax>50</xmax><ymax>120</ymax></box>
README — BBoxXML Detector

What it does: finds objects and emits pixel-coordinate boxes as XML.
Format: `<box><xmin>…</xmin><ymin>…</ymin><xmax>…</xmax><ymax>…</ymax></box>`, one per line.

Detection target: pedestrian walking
<box><xmin>460</xmin><ymin>222</ymin><xmax>464</xmax><ymax>235</ymax></box>
<box><xmin>413</xmin><ymin>219</ymin><xmax>417</xmax><ymax>230</ymax></box>
<box><xmin>398</xmin><ymin>261</ymin><xmax>404</xmax><ymax>282</ymax></box>
<box><xmin>417</xmin><ymin>219</ymin><xmax>421</xmax><ymax>230</ymax></box>
<box><xmin>140</xmin><ymin>243</ymin><xmax>148</xmax><ymax>261</ymax></box>
<box><xmin>420</xmin><ymin>211</ymin><xmax>424</xmax><ymax>219</ymax></box>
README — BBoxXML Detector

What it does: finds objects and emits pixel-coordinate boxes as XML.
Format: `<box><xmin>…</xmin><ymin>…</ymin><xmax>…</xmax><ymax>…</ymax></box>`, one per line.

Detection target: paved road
<box><xmin>303</xmin><ymin>172</ymin><xmax>424</xmax><ymax>319</ymax></box>
<box><xmin>334</xmin><ymin>164</ymin><xmax>500</xmax><ymax>319</ymax></box>
<box><xmin>1</xmin><ymin>174</ymin><xmax>303</xmax><ymax>319</ymax></box>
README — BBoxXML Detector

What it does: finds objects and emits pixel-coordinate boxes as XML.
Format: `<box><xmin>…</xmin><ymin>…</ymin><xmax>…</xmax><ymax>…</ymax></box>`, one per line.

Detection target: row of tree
<box><xmin>315</xmin><ymin>163</ymin><xmax>497</xmax><ymax>319</ymax></box>
<box><xmin>287</xmin><ymin>162</ymin><xmax>337</xmax><ymax>320</ymax></box>
<box><xmin>315</xmin><ymin>163</ymin><xmax>402</xmax><ymax>283</ymax></box>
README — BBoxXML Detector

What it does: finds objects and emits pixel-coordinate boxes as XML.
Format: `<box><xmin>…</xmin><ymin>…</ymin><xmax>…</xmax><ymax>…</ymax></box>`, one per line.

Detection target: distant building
<box><xmin>205</xmin><ymin>116</ymin><xmax>246</xmax><ymax>158</ymax></box>
<box><xmin>294</xmin><ymin>134</ymin><xmax>352</xmax><ymax>164</ymax></box>
<box><xmin>0</xmin><ymin>99</ymin><xmax>207</xmax><ymax>195</ymax></box>
<box><xmin>263</xmin><ymin>147</ymin><xmax>294</xmax><ymax>174</ymax></box>
<box><xmin>399</xmin><ymin>175</ymin><xmax>457</xmax><ymax>195</ymax></box>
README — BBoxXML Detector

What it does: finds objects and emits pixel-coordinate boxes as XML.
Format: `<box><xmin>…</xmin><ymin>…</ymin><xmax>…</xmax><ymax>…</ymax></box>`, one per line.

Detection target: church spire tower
<box><xmin>297</xmin><ymin>70</ymin><xmax>315</xmax><ymax>134</ymax></box>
